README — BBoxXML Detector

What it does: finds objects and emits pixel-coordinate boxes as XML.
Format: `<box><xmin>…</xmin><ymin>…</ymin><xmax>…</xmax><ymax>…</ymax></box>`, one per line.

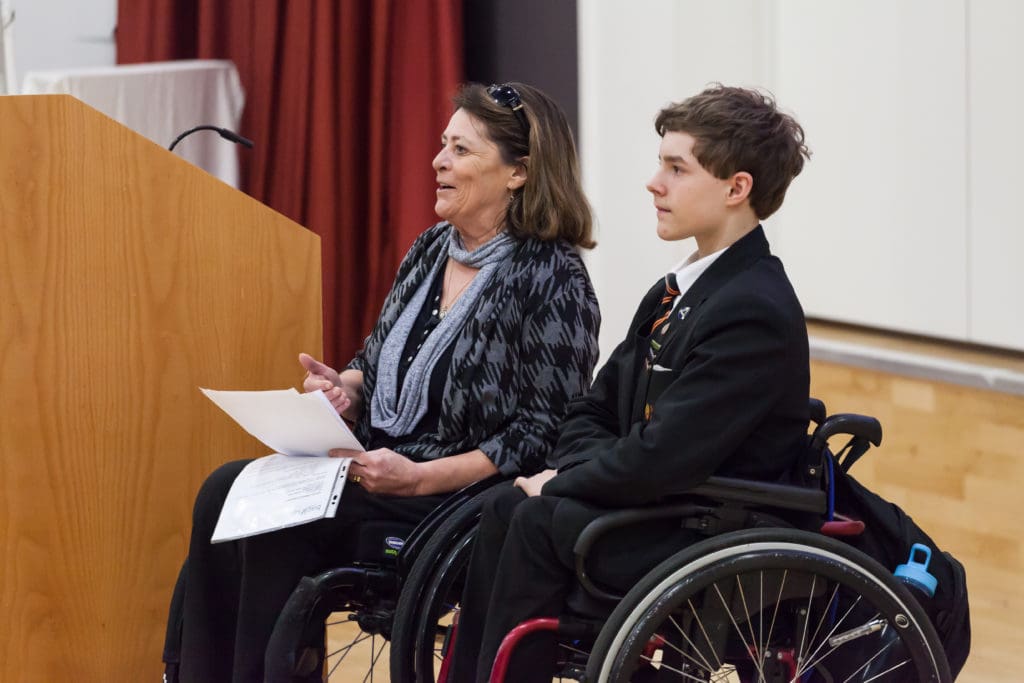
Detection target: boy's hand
<box><xmin>514</xmin><ymin>468</ymin><xmax>557</xmax><ymax>497</ymax></box>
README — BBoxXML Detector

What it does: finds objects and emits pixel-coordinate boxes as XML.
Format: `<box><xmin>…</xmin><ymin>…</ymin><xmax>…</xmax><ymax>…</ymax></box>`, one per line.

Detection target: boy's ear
<box><xmin>724</xmin><ymin>171</ymin><xmax>753</xmax><ymax>206</ymax></box>
<box><xmin>507</xmin><ymin>157</ymin><xmax>529</xmax><ymax>191</ymax></box>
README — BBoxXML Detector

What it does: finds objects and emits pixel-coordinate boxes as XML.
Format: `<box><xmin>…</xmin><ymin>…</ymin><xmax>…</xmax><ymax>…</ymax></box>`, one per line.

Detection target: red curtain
<box><xmin>117</xmin><ymin>0</ymin><xmax>463</xmax><ymax>366</ymax></box>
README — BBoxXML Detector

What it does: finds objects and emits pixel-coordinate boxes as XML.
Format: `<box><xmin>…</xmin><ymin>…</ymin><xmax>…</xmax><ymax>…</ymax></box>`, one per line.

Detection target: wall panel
<box><xmin>966</xmin><ymin>0</ymin><xmax>1024</xmax><ymax>348</ymax></box>
<box><xmin>772</xmin><ymin>0</ymin><xmax>968</xmax><ymax>341</ymax></box>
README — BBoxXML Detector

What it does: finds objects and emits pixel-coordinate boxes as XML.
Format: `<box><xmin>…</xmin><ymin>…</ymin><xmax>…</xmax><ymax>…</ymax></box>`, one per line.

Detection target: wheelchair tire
<box><xmin>587</xmin><ymin>528</ymin><xmax>951</xmax><ymax>683</ymax></box>
<box><xmin>389</xmin><ymin>485</ymin><xmax>501</xmax><ymax>682</ymax></box>
<box><xmin>264</xmin><ymin>566</ymin><xmax>398</xmax><ymax>683</ymax></box>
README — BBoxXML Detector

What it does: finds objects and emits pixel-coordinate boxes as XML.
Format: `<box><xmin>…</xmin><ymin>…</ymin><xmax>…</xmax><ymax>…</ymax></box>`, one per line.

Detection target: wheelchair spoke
<box><xmin>671</xmin><ymin>604</ymin><xmax>720</xmax><ymax>674</ymax></box>
<box><xmin>836</xmin><ymin>634</ymin><xmax>904</xmax><ymax>683</ymax></box>
<box><xmin>793</xmin><ymin>600</ymin><xmax>870</xmax><ymax>678</ymax></box>
<box><xmin>763</xmin><ymin>568</ymin><xmax>788</xmax><ymax>665</ymax></box>
<box><xmin>799</xmin><ymin>613</ymin><xmax>906</xmax><ymax>682</ymax></box>
<box><xmin>651</xmin><ymin>615</ymin><xmax>717</xmax><ymax>676</ymax></box>
<box><xmin>686</xmin><ymin>598</ymin><xmax>725</xmax><ymax>672</ymax></box>
<box><xmin>758</xmin><ymin>570</ymin><xmax>764</xmax><ymax>673</ymax></box>
<box><xmin>636</xmin><ymin>654</ymin><xmax>717</xmax><ymax>682</ymax></box>
<box><xmin>326</xmin><ymin>630</ymin><xmax>372</xmax><ymax>662</ymax></box>
<box><xmin>322</xmin><ymin>619</ymin><xmax>391</xmax><ymax>682</ymax></box>
<box><xmin>845</xmin><ymin>658</ymin><xmax>912</xmax><ymax>683</ymax></box>
<box><xmin>795</xmin><ymin>573</ymin><xmax>818</xmax><ymax>673</ymax></box>
<box><xmin>360</xmin><ymin>634</ymin><xmax>387</xmax><ymax>683</ymax></box>
<box><xmin>660</xmin><ymin>637</ymin><xmax>719</xmax><ymax>677</ymax></box>
<box><xmin>713</xmin><ymin>581</ymin><xmax>766</xmax><ymax>682</ymax></box>
<box><xmin>733</xmin><ymin>573</ymin><xmax>768</xmax><ymax>683</ymax></box>
<box><xmin>558</xmin><ymin>642</ymin><xmax>591</xmax><ymax>658</ymax></box>
<box><xmin>804</xmin><ymin>583</ymin><xmax>841</xmax><ymax>666</ymax></box>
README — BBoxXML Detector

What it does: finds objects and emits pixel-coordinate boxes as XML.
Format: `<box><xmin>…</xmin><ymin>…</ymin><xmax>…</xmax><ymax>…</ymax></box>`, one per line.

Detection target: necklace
<box><xmin>439</xmin><ymin>261</ymin><xmax>475</xmax><ymax>319</ymax></box>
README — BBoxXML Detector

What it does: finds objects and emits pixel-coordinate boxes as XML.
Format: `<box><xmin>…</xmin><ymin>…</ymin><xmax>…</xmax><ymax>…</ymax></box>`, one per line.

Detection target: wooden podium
<box><xmin>0</xmin><ymin>95</ymin><xmax>323</xmax><ymax>682</ymax></box>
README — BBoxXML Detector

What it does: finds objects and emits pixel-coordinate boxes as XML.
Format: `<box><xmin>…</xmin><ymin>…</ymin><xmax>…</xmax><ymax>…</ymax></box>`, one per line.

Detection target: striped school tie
<box><xmin>648</xmin><ymin>272</ymin><xmax>679</xmax><ymax>362</ymax></box>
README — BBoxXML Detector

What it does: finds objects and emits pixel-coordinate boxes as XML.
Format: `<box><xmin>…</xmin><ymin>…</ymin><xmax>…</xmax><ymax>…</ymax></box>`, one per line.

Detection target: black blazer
<box><xmin>543</xmin><ymin>226</ymin><xmax>809</xmax><ymax>507</ymax></box>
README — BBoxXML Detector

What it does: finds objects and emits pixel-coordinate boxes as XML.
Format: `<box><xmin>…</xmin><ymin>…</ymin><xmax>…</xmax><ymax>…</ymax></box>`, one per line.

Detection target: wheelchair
<box><xmin>160</xmin><ymin>474</ymin><xmax>504</xmax><ymax>682</ymax></box>
<box><xmin>260</xmin><ymin>472</ymin><xmax>507</xmax><ymax>682</ymax></box>
<box><xmin>256</xmin><ymin>398</ymin><xmax>952</xmax><ymax>682</ymax></box>
<box><xmin>388</xmin><ymin>399</ymin><xmax>954</xmax><ymax>683</ymax></box>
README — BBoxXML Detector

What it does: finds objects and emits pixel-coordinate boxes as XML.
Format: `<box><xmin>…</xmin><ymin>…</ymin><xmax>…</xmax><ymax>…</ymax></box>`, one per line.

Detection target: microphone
<box><xmin>168</xmin><ymin>125</ymin><xmax>254</xmax><ymax>152</ymax></box>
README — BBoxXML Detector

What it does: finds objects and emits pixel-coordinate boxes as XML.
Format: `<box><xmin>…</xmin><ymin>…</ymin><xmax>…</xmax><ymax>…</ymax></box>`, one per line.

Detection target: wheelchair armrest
<box><xmin>572</xmin><ymin>503</ymin><xmax>712</xmax><ymax>602</ymax></box>
<box><xmin>809</xmin><ymin>413</ymin><xmax>882</xmax><ymax>452</ymax></box>
<box><xmin>571</xmin><ymin>477</ymin><xmax>827</xmax><ymax>602</ymax></box>
<box><xmin>684</xmin><ymin>476</ymin><xmax>827</xmax><ymax>515</ymax></box>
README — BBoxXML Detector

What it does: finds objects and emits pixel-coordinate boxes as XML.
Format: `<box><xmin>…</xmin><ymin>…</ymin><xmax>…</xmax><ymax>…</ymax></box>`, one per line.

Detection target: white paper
<box><xmin>200</xmin><ymin>387</ymin><xmax>364</xmax><ymax>456</ymax></box>
<box><xmin>210</xmin><ymin>454</ymin><xmax>350</xmax><ymax>543</ymax></box>
<box><xmin>200</xmin><ymin>387</ymin><xmax>367</xmax><ymax>542</ymax></box>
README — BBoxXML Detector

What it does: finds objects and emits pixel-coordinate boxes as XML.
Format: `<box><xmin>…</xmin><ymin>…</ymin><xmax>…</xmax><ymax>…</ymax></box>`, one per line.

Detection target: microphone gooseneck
<box><xmin>168</xmin><ymin>125</ymin><xmax>254</xmax><ymax>152</ymax></box>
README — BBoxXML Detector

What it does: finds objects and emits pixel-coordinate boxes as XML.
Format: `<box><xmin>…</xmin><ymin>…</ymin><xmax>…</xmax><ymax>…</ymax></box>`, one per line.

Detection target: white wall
<box><xmin>771</xmin><ymin>0</ymin><xmax>968</xmax><ymax>340</ymax></box>
<box><xmin>1</xmin><ymin>1</ymin><xmax>14</xmax><ymax>93</ymax></box>
<box><xmin>7</xmin><ymin>0</ymin><xmax>116</xmax><ymax>90</ymax></box>
<box><xmin>578</xmin><ymin>0</ymin><xmax>1024</xmax><ymax>357</ymax></box>
<box><xmin>967</xmin><ymin>0</ymin><xmax>1024</xmax><ymax>350</ymax></box>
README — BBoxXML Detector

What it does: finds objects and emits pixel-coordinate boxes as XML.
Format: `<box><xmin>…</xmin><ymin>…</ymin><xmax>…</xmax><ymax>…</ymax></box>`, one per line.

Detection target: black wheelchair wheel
<box><xmin>321</xmin><ymin>607</ymin><xmax>392</xmax><ymax>681</ymax></box>
<box><xmin>587</xmin><ymin>528</ymin><xmax>951</xmax><ymax>683</ymax></box>
<box><xmin>390</xmin><ymin>486</ymin><xmax>499</xmax><ymax>682</ymax></box>
<box><xmin>265</xmin><ymin>566</ymin><xmax>399</xmax><ymax>683</ymax></box>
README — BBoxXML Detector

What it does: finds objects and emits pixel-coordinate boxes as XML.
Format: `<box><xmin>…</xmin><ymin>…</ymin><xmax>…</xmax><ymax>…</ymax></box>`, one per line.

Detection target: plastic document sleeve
<box><xmin>210</xmin><ymin>454</ymin><xmax>351</xmax><ymax>542</ymax></box>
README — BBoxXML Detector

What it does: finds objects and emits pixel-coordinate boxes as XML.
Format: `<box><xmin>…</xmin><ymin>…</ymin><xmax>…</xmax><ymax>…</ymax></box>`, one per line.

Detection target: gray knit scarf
<box><xmin>370</xmin><ymin>226</ymin><xmax>517</xmax><ymax>437</ymax></box>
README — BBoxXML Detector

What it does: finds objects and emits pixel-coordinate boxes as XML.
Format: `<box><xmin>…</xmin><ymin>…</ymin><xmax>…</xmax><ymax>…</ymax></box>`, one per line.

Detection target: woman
<box><xmin>167</xmin><ymin>82</ymin><xmax>600</xmax><ymax>683</ymax></box>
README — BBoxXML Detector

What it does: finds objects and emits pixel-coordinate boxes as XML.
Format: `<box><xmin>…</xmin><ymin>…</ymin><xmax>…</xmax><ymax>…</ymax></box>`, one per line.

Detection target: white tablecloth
<box><xmin>22</xmin><ymin>60</ymin><xmax>246</xmax><ymax>187</ymax></box>
<box><xmin>0</xmin><ymin>0</ymin><xmax>14</xmax><ymax>95</ymax></box>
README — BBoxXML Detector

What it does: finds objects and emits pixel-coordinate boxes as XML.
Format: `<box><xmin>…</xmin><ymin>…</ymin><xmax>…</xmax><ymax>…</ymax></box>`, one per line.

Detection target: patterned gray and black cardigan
<box><xmin>347</xmin><ymin>222</ymin><xmax>601</xmax><ymax>476</ymax></box>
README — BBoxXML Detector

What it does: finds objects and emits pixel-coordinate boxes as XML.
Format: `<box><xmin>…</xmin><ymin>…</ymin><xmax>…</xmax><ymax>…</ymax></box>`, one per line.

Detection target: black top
<box><xmin>368</xmin><ymin>265</ymin><xmax>456</xmax><ymax>456</ymax></box>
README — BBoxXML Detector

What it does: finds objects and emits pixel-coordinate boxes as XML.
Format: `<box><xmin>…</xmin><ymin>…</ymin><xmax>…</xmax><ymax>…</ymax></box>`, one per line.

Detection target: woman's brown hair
<box><xmin>453</xmin><ymin>82</ymin><xmax>595</xmax><ymax>248</ymax></box>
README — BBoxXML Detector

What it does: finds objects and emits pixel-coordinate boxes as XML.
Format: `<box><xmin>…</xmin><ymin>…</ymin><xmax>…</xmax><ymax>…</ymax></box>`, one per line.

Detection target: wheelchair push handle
<box><xmin>809</xmin><ymin>413</ymin><xmax>883</xmax><ymax>452</ymax></box>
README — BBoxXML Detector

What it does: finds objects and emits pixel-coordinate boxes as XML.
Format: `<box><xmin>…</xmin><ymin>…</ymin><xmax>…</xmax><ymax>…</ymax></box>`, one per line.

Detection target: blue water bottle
<box><xmin>895</xmin><ymin>543</ymin><xmax>938</xmax><ymax>599</ymax></box>
<box><xmin>861</xmin><ymin>544</ymin><xmax>937</xmax><ymax>681</ymax></box>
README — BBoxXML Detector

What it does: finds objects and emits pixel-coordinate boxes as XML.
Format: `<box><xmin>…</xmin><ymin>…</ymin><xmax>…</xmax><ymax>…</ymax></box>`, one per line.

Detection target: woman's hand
<box><xmin>299</xmin><ymin>352</ymin><xmax>363</xmax><ymax>421</ymax></box>
<box><xmin>331</xmin><ymin>447</ymin><xmax>422</xmax><ymax>496</ymax></box>
<box><xmin>514</xmin><ymin>468</ymin><xmax>557</xmax><ymax>497</ymax></box>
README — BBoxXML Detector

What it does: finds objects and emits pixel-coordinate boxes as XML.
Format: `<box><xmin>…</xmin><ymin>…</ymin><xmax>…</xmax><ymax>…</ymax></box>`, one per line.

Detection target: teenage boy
<box><xmin>449</xmin><ymin>84</ymin><xmax>813</xmax><ymax>683</ymax></box>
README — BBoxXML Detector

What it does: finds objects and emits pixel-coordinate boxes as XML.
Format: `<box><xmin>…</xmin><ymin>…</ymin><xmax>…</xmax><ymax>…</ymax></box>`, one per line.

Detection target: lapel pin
<box><xmin>677</xmin><ymin>306</ymin><xmax>691</xmax><ymax>321</ymax></box>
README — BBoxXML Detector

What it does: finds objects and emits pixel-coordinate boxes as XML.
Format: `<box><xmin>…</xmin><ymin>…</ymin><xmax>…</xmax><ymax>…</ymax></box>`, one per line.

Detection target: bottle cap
<box><xmin>894</xmin><ymin>543</ymin><xmax>938</xmax><ymax>597</ymax></box>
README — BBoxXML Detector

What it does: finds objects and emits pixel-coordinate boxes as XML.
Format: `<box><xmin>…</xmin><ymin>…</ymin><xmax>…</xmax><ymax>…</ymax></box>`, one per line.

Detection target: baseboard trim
<box><xmin>809</xmin><ymin>336</ymin><xmax>1024</xmax><ymax>396</ymax></box>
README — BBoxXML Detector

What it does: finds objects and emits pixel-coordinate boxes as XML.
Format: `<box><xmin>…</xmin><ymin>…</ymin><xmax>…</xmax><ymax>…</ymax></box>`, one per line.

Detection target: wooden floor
<box><xmin>806</xmin><ymin>323</ymin><xmax>1024</xmax><ymax>682</ymax></box>
<box><xmin>328</xmin><ymin>322</ymin><xmax>1022</xmax><ymax>681</ymax></box>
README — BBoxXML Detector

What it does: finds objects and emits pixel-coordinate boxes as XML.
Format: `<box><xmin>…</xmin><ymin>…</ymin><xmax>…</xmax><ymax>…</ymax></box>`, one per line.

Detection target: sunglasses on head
<box><xmin>487</xmin><ymin>83</ymin><xmax>530</xmax><ymax>136</ymax></box>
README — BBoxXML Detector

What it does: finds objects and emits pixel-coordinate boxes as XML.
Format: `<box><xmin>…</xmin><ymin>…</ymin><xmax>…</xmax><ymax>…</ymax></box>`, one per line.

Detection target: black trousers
<box><xmin>171</xmin><ymin>459</ymin><xmax>446</xmax><ymax>683</ymax></box>
<box><xmin>449</xmin><ymin>483</ymin><xmax>700</xmax><ymax>683</ymax></box>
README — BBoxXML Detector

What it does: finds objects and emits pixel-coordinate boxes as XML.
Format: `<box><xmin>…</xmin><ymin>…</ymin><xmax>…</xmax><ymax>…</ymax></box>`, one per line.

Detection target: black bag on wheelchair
<box><xmin>831</xmin><ymin>464</ymin><xmax>971</xmax><ymax>678</ymax></box>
